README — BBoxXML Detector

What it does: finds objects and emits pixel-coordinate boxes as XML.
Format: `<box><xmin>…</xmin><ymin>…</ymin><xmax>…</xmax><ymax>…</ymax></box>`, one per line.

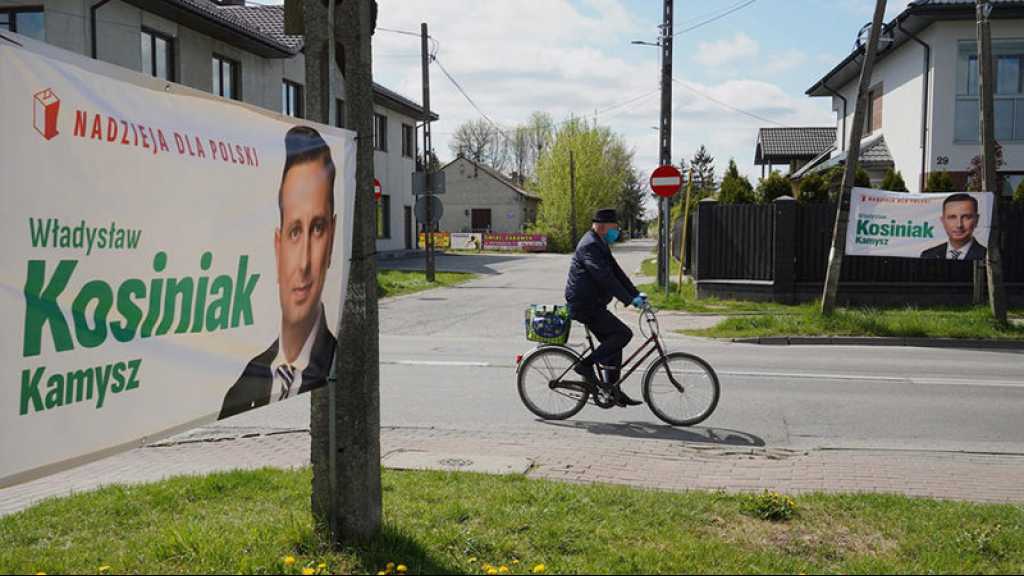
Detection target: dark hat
<box><xmin>592</xmin><ymin>208</ymin><xmax>618</xmax><ymax>223</ymax></box>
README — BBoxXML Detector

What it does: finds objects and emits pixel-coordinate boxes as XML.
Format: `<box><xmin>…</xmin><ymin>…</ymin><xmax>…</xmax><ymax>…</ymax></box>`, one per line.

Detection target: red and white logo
<box><xmin>33</xmin><ymin>88</ymin><xmax>61</xmax><ymax>140</ymax></box>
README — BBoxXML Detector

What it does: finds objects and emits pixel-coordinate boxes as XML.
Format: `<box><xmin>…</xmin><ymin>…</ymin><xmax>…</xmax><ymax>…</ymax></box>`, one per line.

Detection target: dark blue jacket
<box><xmin>564</xmin><ymin>229</ymin><xmax>639</xmax><ymax>318</ymax></box>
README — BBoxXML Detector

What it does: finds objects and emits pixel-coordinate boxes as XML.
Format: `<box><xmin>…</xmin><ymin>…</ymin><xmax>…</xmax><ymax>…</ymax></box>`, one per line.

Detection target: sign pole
<box><xmin>821</xmin><ymin>0</ymin><xmax>887</xmax><ymax>315</ymax></box>
<box><xmin>976</xmin><ymin>0</ymin><xmax>1008</xmax><ymax>323</ymax></box>
<box><xmin>656</xmin><ymin>0</ymin><xmax>673</xmax><ymax>292</ymax></box>
<box><xmin>422</xmin><ymin>23</ymin><xmax>435</xmax><ymax>282</ymax></box>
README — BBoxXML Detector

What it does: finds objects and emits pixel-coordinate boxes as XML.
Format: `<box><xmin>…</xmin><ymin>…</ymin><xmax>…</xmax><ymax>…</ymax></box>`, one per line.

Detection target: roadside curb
<box><xmin>731</xmin><ymin>336</ymin><xmax>1024</xmax><ymax>350</ymax></box>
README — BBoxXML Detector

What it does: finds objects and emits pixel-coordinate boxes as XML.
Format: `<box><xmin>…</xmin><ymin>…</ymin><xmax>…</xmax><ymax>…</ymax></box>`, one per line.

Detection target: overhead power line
<box><xmin>673</xmin><ymin>0</ymin><xmax>758</xmax><ymax>36</ymax></box>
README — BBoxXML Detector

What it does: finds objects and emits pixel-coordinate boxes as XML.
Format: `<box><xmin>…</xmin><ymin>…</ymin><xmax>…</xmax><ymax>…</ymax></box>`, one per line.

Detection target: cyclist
<box><xmin>564</xmin><ymin>208</ymin><xmax>647</xmax><ymax>407</ymax></box>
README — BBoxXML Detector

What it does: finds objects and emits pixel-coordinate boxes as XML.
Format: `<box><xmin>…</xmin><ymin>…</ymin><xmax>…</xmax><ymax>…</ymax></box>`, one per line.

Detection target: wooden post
<box><xmin>677</xmin><ymin>168</ymin><xmax>693</xmax><ymax>293</ymax></box>
<box><xmin>976</xmin><ymin>0</ymin><xmax>1008</xmax><ymax>323</ymax></box>
<box><xmin>821</xmin><ymin>0</ymin><xmax>888</xmax><ymax>315</ymax></box>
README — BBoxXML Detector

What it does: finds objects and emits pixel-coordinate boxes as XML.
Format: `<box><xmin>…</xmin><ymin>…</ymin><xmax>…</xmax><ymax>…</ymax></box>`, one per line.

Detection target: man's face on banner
<box><xmin>941</xmin><ymin>199</ymin><xmax>979</xmax><ymax>247</ymax></box>
<box><xmin>275</xmin><ymin>160</ymin><xmax>336</xmax><ymax>333</ymax></box>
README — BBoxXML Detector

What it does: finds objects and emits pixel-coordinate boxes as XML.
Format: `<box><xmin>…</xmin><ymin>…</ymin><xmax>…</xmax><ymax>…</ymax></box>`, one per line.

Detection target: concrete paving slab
<box><xmin>382</xmin><ymin>450</ymin><xmax>532</xmax><ymax>475</ymax></box>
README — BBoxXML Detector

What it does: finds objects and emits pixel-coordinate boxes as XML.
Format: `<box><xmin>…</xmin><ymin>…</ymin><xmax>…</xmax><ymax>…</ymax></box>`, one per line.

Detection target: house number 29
<box><xmin>936</xmin><ymin>156</ymin><xmax>950</xmax><ymax>165</ymax></box>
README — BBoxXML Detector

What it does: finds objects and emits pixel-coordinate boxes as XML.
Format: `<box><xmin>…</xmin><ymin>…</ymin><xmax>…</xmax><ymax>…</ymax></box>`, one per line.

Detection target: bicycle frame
<box><xmin>539</xmin><ymin>307</ymin><xmax>685</xmax><ymax>394</ymax></box>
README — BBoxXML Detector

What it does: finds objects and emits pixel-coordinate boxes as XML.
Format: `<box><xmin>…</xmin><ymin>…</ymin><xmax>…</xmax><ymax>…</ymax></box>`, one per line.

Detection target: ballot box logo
<box><xmin>33</xmin><ymin>88</ymin><xmax>61</xmax><ymax>141</ymax></box>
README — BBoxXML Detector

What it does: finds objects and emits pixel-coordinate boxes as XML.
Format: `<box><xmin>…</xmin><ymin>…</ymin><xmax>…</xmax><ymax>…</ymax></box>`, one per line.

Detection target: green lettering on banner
<box><xmin>23</xmin><ymin>260</ymin><xmax>77</xmax><ymax>357</ymax></box>
<box><xmin>18</xmin><ymin>359</ymin><xmax>144</xmax><ymax>415</ymax></box>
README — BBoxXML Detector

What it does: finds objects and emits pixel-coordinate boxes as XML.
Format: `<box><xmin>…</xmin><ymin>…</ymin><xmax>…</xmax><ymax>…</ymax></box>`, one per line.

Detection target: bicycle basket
<box><xmin>524</xmin><ymin>304</ymin><xmax>571</xmax><ymax>345</ymax></box>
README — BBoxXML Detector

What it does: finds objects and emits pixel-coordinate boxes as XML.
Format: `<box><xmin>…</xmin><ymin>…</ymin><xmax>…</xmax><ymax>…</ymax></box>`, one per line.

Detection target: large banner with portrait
<box><xmin>845</xmin><ymin>188</ymin><xmax>994</xmax><ymax>260</ymax></box>
<box><xmin>0</xmin><ymin>38</ymin><xmax>355</xmax><ymax>486</ymax></box>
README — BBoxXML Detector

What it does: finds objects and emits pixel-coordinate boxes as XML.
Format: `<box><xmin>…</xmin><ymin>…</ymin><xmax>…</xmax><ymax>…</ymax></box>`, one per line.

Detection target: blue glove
<box><xmin>631</xmin><ymin>294</ymin><xmax>648</xmax><ymax>309</ymax></box>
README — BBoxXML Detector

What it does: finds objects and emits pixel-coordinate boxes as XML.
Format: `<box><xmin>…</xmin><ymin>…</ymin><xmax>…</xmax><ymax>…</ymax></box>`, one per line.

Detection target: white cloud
<box><xmin>762</xmin><ymin>49</ymin><xmax>809</xmax><ymax>75</ymax></box>
<box><xmin>693</xmin><ymin>33</ymin><xmax>760</xmax><ymax>68</ymax></box>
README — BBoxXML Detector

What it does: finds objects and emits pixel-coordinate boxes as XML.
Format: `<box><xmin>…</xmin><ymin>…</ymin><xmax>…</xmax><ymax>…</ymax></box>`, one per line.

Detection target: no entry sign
<box><xmin>374</xmin><ymin>178</ymin><xmax>382</xmax><ymax>202</ymax></box>
<box><xmin>650</xmin><ymin>165</ymin><xmax>682</xmax><ymax>197</ymax></box>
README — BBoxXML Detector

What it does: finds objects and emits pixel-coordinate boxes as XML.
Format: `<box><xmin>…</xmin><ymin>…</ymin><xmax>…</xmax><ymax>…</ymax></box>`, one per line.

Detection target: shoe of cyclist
<box><xmin>573</xmin><ymin>362</ymin><xmax>603</xmax><ymax>390</ymax></box>
<box><xmin>612</xmin><ymin>386</ymin><xmax>643</xmax><ymax>407</ymax></box>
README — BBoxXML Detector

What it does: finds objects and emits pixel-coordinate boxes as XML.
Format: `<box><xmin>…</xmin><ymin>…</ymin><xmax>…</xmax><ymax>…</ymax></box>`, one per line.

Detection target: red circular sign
<box><xmin>374</xmin><ymin>178</ymin><xmax>382</xmax><ymax>202</ymax></box>
<box><xmin>650</xmin><ymin>165</ymin><xmax>682</xmax><ymax>197</ymax></box>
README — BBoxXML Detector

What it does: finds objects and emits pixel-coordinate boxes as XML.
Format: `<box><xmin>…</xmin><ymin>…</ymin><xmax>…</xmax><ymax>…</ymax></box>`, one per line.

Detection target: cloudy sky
<box><xmin>280</xmin><ymin>1</ymin><xmax>914</xmax><ymax>208</ymax></box>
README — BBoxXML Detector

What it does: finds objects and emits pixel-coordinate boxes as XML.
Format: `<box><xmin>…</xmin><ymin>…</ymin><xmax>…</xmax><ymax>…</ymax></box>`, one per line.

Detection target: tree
<box><xmin>689</xmin><ymin>145</ymin><xmax>716</xmax><ymax>196</ymax></box>
<box><xmin>756</xmin><ymin>171</ymin><xmax>791</xmax><ymax>203</ymax></box>
<box><xmin>449</xmin><ymin>118</ymin><xmax>507</xmax><ymax>172</ymax></box>
<box><xmin>880</xmin><ymin>168</ymin><xmax>908</xmax><ymax>192</ymax></box>
<box><xmin>1015</xmin><ymin>178</ymin><xmax>1024</xmax><ymax>205</ymax></box>
<box><xmin>617</xmin><ymin>168</ymin><xmax>645</xmax><ymax>237</ymax></box>
<box><xmin>798</xmin><ymin>172</ymin><xmax>830</xmax><ymax>203</ymax></box>
<box><xmin>967</xmin><ymin>142</ymin><xmax>1004</xmax><ymax>192</ymax></box>
<box><xmin>532</xmin><ymin>117</ymin><xmax>633</xmax><ymax>252</ymax></box>
<box><xmin>925</xmin><ymin>170</ymin><xmax>955</xmax><ymax>193</ymax></box>
<box><xmin>717</xmin><ymin>159</ymin><xmax>756</xmax><ymax>204</ymax></box>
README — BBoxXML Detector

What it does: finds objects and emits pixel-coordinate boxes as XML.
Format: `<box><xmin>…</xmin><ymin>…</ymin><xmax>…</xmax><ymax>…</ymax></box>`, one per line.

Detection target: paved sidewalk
<box><xmin>3</xmin><ymin>420</ymin><xmax>1024</xmax><ymax>517</ymax></box>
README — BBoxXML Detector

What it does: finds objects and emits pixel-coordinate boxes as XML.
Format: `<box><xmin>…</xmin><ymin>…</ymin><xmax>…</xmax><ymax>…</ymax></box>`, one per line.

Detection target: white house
<box><xmin>0</xmin><ymin>0</ymin><xmax>435</xmax><ymax>253</ymax></box>
<box><xmin>438</xmin><ymin>156</ymin><xmax>541</xmax><ymax>234</ymax></box>
<box><xmin>798</xmin><ymin>0</ymin><xmax>1024</xmax><ymax>195</ymax></box>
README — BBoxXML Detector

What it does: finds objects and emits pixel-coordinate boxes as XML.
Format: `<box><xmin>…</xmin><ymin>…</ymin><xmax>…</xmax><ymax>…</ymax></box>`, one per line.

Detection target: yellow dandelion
<box><xmin>318</xmin><ymin>562</ymin><xmax>327</xmax><ymax>569</ymax></box>
<box><xmin>98</xmin><ymin>567</ymin><xmax>111</xmax><ymax>573</ymax></box>
<box><xmin>468</xmin><ymin>557</ymin><xmax>477</xmax><ymax>563</ymax></box>
<box><xmin>482</xmin><ymin>564</ymin><xmax>494</xmax><ymax>571</ymax></box>
<box><xmin>499</xmin><ymin>566</ymin><xmax>510</xmax><ymax>573</ymax></box>
<box><xmin>511</xmin><ymin>559</ymin><xmax>520</xmax><ymax>565</ymax></box>
<box><xmin>283</xmin><ymin>556</ymin><xmax>297</xmax><ymax>567</ymax></box>
<box><xmin>396</xmin><ymin>565</ymin><xmax>407</xmax><ymax>574</ymax></box>
<box><xmin>36</xmin><ymin>573</ymin><xmax>47</xmax><ymax>575</ymax></box>
<box><xmin>532</xmin><ymin>564</ymin><xmax>546</xmax><ymax>574</ymax></box>
<box><xmin>302</xmin><ymin>568</ymin><xmax>316</xmax><ymax>576</ymax></box>
<box><xmin>377</xmin><ymin>572</ymin><xmax>387</xmax><ymax>576</ymax></box>
<box><xmin>487</xmin><ymin>569</ymin><xmax>498</xmax><ymax>575</ymax></box>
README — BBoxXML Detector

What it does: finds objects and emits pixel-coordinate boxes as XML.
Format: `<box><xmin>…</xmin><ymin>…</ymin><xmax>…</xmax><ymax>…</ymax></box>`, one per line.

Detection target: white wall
<box><xmin>372</xmin><ymin>107</ymin><xmax>416</xmax><ymax>252</ymax></box>
<box><xmin>828</xmin><ymin>18</ymin><xmax>1024</xmax><ymax>192</ymax></box>
<box><xmin>926</xmin><ymin>20</ymin><xmax>1024</xmax><ymax>183</ymax></box>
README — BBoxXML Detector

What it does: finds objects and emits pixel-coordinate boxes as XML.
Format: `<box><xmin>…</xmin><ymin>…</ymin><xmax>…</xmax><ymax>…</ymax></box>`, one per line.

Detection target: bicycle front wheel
<box><xmin>517</xmin><ymin>346</ymin><xmax>589</xmax><ymax>420</ymax></box>
<box><xmin>642</xmin><ymin>351</ymin><xmax>720</xmax><ymax>426</ymax></box>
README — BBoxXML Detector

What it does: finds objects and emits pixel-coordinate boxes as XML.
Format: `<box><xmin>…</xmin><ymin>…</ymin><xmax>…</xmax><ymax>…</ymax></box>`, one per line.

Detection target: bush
<box><xmin>880</xmin><ymin>168</ymin><xmax>908</xmax><ymax>192</ymax></box>
<box><xmin>798</xmin><ymin>165</ymin><xmax>871</xmax><ymax>203</ymax></box>
<box><xmin>741</xmin><ymin>490</ymin><xmax>798</xmax><ymax>522</ymax></box>
<box><xmin>756</xmin><ymin>171</ymin><xmax>792</xmax><ymax>203</ymax></box>
<box><xmin>1014</xmin><ymin>179</ymin><xmax>1024</xmax><ymax>204</ymax></box>
<box><xmin>926</xmin><ymin>170</ymin><xmax>955</xmax><ymax>193</ymax></box>
<box><xmin>797</xmin><ymin>172</ymin><xmax>830</xmax><ymax>203</ymax></box>
<box><xmin>717</xmin><ymin>159</ymin><xmax>756</xmax><ymax>204</ymax></box>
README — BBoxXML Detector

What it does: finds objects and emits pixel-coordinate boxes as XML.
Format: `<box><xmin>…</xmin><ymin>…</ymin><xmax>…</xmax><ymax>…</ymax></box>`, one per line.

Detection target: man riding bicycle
<box><xmin>564</xmin><ymin>208</ymin><xmax>647</xmax><ymax>407</ymax></box>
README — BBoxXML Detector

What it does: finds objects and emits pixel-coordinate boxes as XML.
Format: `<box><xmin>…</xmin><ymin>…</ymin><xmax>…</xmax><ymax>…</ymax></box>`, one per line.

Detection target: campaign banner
<box><xmin>483</xmin><ymin>233</ymin><xmax>548</xmax><ymax>252</ymax></box>
<box><xmin>450</xmin><ymin>232</ymin><xmax>482</xmax><ymax>250</ymax></box>
<box><xmin>846</xmin><ymin>188</ymin><xmax>994</xmax><ymax>260</ymax></box>
<box><xmin>418</xmin><ymin>232</ymin><xmax>450</xmax><ymax>250</ymax></box>
<box><xmin>0</xmin><ymin>40</ymin><xmax>355</xmax><ymax>485</ymax></box>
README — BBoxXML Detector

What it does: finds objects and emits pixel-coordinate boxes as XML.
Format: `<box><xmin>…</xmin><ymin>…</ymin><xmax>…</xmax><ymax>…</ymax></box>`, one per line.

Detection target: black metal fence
<box><xmin>689</xmin><ymin>198</ymin><xmax>1024</xmax><ymax>305</ymax></box>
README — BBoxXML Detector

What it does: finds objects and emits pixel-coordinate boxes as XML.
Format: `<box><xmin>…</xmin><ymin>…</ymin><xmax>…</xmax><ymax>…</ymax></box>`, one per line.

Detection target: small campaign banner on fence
<box><xmin>0</xmin><ymin>37</ymin><xmax>355</xmax><ymax>486</ymax></box>
<box><xmin>450</xmin><ymin>232</ymin><xmax>482</xmax><ymax>250</ymax></box>
<box><xmin>483</xmin><ymin>233</ymin><xmax>548</xmax><ymax>252</ymax></box>
<box><xmin>845</xmin><ymin>188</ymin><xmax>994</xmax><ymax>261</ymax></box>
<box><xmin>419</xmin><ymin>232</ymin><xmax>451</xmax><ymax>250</ymax></box>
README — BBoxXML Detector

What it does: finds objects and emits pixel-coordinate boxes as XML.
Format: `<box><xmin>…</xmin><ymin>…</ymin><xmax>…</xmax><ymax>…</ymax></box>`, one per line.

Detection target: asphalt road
<box><xmin>376</xmin><ymin>240</ymin><xmax>1024</xmax><ymax>455</ymax></box>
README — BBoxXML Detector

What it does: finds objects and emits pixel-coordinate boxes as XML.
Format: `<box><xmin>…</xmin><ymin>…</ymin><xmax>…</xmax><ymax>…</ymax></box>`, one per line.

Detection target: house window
<box><xmin>402</xmin><ymin>123</ymin><xmax>414</xmax><ymax>158</ymax></box>
<box><xmin>212</xmin><ymin>55</ymin><xmax>240</xmax><ymax>100</ymax></box>
<box><xmin>335</xmin><ymin>98</ymin><xmax>345</xmax><ymax>128</ymax></box>
<box><xmin>282</xmin><ymin>80</ymin><xmax>303</xmax><ymax>118</ymax></box>
<box><xmin>376</xmin><ymin>194</ymin><xmax>391</xmax><ymax>239</ymax></box>
<box><xmin>956</xmin><ymin>40</ymin><xmax>1024</xmax><ymax>142</ymax></box>
<box><xmin>141</xmin><ymin>29</ymin><xmax>174</xmax><ymax>81</ymax></box>
<box><xmin>373</xmin><ymin>113</ymin><xmax>388</xmax><ymax>151</ymax></box>
<box><xmin>0</xmin><ymin>6</ymin><xmax>44</xmax><ymax>41</ymax></box>
<box><xmin>868</xmin><ymin>87</ymin><xmax>882</xmax><ymax>133</ymax></box>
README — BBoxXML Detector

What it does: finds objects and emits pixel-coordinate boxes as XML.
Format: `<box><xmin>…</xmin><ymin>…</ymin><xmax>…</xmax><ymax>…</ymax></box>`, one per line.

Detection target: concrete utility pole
<box><xmin>821</xmin><ymin>0</ymin><xmax>887</xmax><ymax>315</ymax></box>
<box><xmin>976</xmin><ymin>0</ymin><xmax>1008</xmax><ymax>323</ymax></box>
<box><xmin>422</xmin><ymin>22</ymin><xmax>436</xmax><ymax>282</ymax></box>
<box><xmin>657</xmin><ymin>0</ymin><xmax>673</xmax><ymax>292</ymax></box>
<box><xmin>570</xmin><ymin>149</ymin><xmax>577</xmax><ymax>246</ymax></box>
<box><xmin>308</xmin><ymin>0</ymin><xmax>381</xmax><ymax>544</ymax></box>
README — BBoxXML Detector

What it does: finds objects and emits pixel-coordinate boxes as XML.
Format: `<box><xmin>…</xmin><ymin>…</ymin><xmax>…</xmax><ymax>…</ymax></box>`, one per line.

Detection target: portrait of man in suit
<box><xmin>920</xmin><ymin>193</ymin><xmax>987</xmax><ymax>261</ymax></box>
<box><xmin>219</xmin><ymin>126</ymin><xmax>338</xmax><ymax>420</ymax></box>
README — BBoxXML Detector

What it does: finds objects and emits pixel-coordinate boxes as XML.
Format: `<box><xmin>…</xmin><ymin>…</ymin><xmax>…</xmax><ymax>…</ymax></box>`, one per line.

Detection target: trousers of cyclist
<box><xmin>564</xmin><ymin>208</ymin><xmax>647</xmax><ymax>407</ymax></box>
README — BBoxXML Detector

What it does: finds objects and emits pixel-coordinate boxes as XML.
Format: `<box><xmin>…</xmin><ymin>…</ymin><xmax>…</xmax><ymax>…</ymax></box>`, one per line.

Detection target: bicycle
<box><xmin>516</xmin><ymin>304</ymin><xmax>720</xmax><ymax>427</ymax></box>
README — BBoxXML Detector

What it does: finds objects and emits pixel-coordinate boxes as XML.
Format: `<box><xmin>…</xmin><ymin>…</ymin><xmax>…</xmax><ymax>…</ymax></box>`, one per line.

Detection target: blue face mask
<box><xmin>603</xmin><ymin>228</ymin><xmax>620</xmax><ymax>244</ymax></box>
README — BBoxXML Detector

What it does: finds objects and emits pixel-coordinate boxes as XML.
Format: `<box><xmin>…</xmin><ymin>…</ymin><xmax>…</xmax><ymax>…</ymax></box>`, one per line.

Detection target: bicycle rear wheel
<box><xmin>642</xmin><ymin>351</ymin><xmax>720</xmax><ymax>426</ymax></box>
<box><xmin>517</xmin><ymin>346</ymin><xmax>589</xmax><ymax>420</ymax></box>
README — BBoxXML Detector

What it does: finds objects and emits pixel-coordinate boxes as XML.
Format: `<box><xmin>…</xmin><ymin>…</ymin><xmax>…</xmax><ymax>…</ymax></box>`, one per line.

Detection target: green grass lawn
<box><xmin>638</xmin><ymin>281</ymin><xmax>795</xmax><ymax>315</ymax></box>
<box><xmin>639</xmin><ymin>257</ymin><xmax>681</xmax><ymax>279</ymax></box>
<box><xmin>378</xmin><ymin>270</ymin><xmax>476</xmax><ymax>298</ymax></box>
<box><xmin>2</xmin><ymin>468</ymin><xmax>1023</xmax><ymax>574</ymax></box>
